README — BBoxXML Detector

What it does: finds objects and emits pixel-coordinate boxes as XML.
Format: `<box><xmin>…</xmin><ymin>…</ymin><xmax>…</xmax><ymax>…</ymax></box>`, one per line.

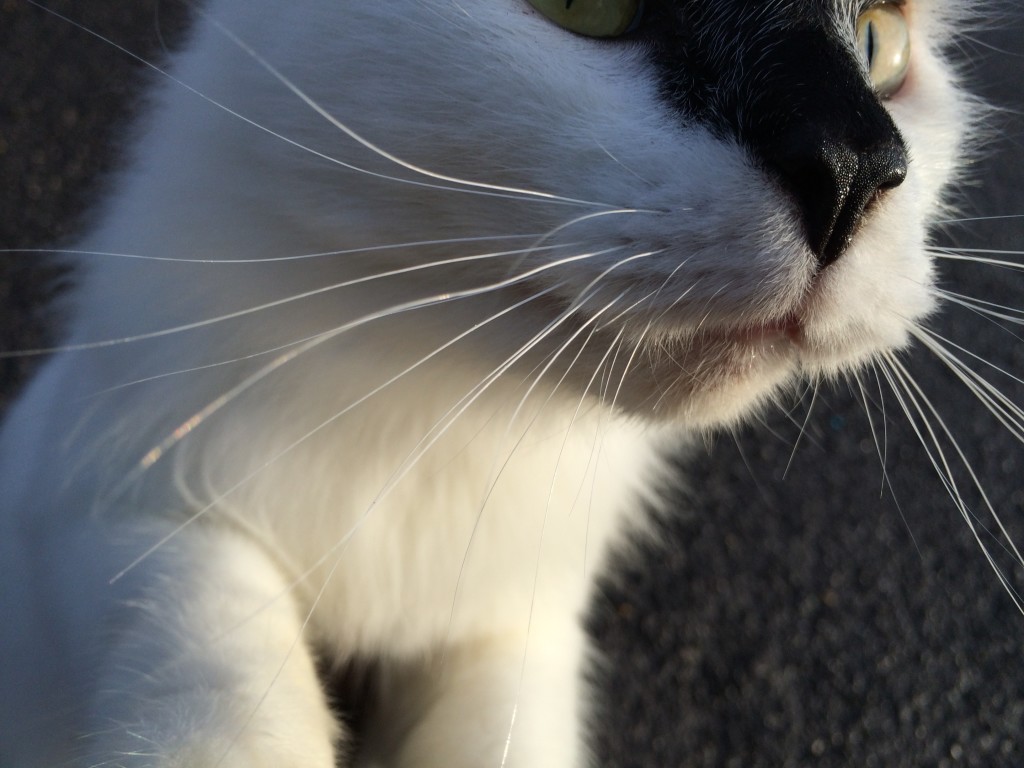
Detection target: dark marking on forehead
<box><xmin>632</xmin><ymin>1</ymin><xmax>859</xmax><ymax>139</ymax></box>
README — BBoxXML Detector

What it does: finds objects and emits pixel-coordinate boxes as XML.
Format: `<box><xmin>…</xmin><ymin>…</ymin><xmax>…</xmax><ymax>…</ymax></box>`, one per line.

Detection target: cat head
<box><xmin>166</xmin><ymin>0</ymin><xmax>972</xmax><ymax>427</ymax></box>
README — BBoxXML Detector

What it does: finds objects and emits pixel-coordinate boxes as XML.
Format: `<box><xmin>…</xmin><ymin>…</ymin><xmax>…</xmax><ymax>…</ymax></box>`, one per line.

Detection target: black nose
<box><xmin>722</xmin><ymin>27</ymin><xmax>912</xmax><ymax>267</ymax></box>
<box><xmin>770</xmin><ymin>131</ymin><xmax>909</xmax><ymax>266</ymax></box>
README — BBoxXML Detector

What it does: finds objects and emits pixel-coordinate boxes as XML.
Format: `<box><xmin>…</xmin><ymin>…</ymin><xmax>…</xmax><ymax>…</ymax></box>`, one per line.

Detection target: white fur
<box><xmin>0</xmin><ymin>1</ymin><xmax>967</xmax><ymax>766</ymax></box>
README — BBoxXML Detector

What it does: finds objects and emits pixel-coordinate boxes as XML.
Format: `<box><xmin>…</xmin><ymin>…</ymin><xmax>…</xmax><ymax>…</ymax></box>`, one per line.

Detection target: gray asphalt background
<box><xmin>2</xmin><ymin>2</ymin><xmax>1024</xmax><ymax>766</ymax></box>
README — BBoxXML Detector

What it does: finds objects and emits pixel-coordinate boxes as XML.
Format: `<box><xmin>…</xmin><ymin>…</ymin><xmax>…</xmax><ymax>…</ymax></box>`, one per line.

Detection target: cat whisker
<box><xmin>602</xmin><ymin>280</ymin><xmax>706</xmax><ymax>416</ymax></box>
<box><xmin>289</xmin><ymin>301</ymin><xmax>585</xmax><ymax>597</ymax></box>
<box><xmin>607</xmin><ymin>330</ymin><xmax>650</xmax><ymax>413</ymax></box>
<box><xmin>860</xmin><ymin>363</ymin><xmax>926</xmax><ymax>559</ymax></box>
<box><xmin>581</xmin><ymin>338</ymin><xmax>628</xmax><ymax>577</ymax></box>
<box><xmin>851</xmin><ymin>369</ymin><xmax>890</xmax><ymax>496</ymax></box>
<box><xmin>21</xmin><ymin>3</ymin><xmax>494</xmax><ymax>202</ymax></box>
<box><xmin>141</xmin><ymin>238</ymin><xmax>629</xmax><ymax>601</ymax></box>
<box><xmin>592</xmin><ymin>138</ymin><xmax>656</xmax><ymax>186</ymax></box>
<box><xmin>26</xmin><ymin>1</ymin><xmax>600</xmax><ymax>210</ymax></box>
<box><xmin>446</xmin><ymin>290</ymin><xmax>629</xmax><ymax>651</ymax></box>
<box><xmin>437</xmin><ymin>258</ymin><xmax>672</xmax><ymax>628</ymax></box>
<box><xmin>200</xmin><ymin>9</ymin><xmax>624</xmax><ymax>211</ymax></box>
<box><xmin>471</xmin><ymin>290</ymin><xmax>655</xmax><ymax>679</ymax></box>
<box><xmin>643</xmin><ymin>282</ymin><xmax>738</xmax><ymax>415</ymax></box>
<box><xmin>933</xmin><ymin>287</ymin><xmax>1024</xmax><ymax>325</ymax></box>
<box><xmin>107</xmin><ymin>245</ymin><xmax>627</xmax><ymax>581</ymax></box>
<box><xmin>911</xmin><ymin>326</ymin><xmax>1024</xmax><ymax>445</ymax></box>
<box><xmin>494</xmin><ymin>308</ymin><xmax>630</xmax><ymax>768</ymax></box>
<box><xmin>197</xmin><ymin>285</ymin><xmax>577</xmax><ymax>646</ymax></box>
<box><xmin>643</xmin><ymin>260</ymin><xmax>701</xmax><ymax>329</ymax></box>
<box><xmin>878</xmin><ymin>351</ymin><xmax>1024</xmax><ymax>612</ymax></box>
<box><xmin>341</xmin><ymin>254</ymin><xmax>660</xmax><ymax>526</ymax></box>
<box><xmin>606</xmin><ymin>272</ymin><xmax>706</xmax><ymax>411</ymax></box>
<box><xmin>955</xmin><ymin>33</ymin><xmax>1024</xmax><ymax>61</ymax></box>
<box><xmin>211</xmin><ymin>615</ymin><xmax>321</xmax><ymax>768</ymax></box>
<box><xmin>86</xmin><ymin>244</ymin><xmax>627</xmax><ymax>397</ymax></box>
<box><xmin>514</xmin><ymin>209</ymin><xmax>660</xmax><ymax>278</ymax></box>
<box><xmin>783</xmin><ymin>382</ymin><xmax>819</xmax><ymax>479</ymax></box>
<box><xmin>116</xmin><ymin>279</ymin><xmax>610</xmax><ymax>768</ymax></box>
<box><xmin>0</xmin><ymin>234</ymin><xmax>547</xmax><ymax>264</ymax></box>
<box><xmin>258</xmin><ymin>254</ymin><xmax>652</xmax><ymax>674</ymax></box>
<box><xmin>649</xmin><ymin>345</ymin><xmax>688</xmax><ymax>414</ymax></box>
<box><xmin>930</xmin><ymin>246</ymin><xmax>1024</xmax><ymax>267</ymax></box>
<box><xmin>935</xmin><ymin>214</ymin><xmax>1024</xmax><ymax>225</ymax></box>
<box><xmin>907</xmin><ymin>331</ymin><xmax>1024</xmax><ymax>571</ymax></box>
<box><xmin>0</xmin><ymin>242</ymin><xmax>580</xmax><ymax>359</ymax></box>
<box><xmin>245</xmin><ymin>289</ymin><xmax>626</xmax><ymax>756</ymax></box>
<box><xmin>768</xmin><ymin>380</ymin><xmax>827</xmax><ymax>459</ymax></box>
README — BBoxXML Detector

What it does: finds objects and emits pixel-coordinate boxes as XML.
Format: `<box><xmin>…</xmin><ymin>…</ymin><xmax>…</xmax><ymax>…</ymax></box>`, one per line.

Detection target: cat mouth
<box><xmin>691</xmin><ymin>310</ymin><xmax>805</xmax><ymax>358</ymax></box>
<box><xmin>717</xmin><ymin>314</ymin><xmax>804</xmax><ymax>347</ymax></box>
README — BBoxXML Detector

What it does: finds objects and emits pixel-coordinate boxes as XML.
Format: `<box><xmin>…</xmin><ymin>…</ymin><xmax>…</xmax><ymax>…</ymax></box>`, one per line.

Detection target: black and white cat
<box><xmin>0</xmin><ymin>0</ymin><xmax>1011</xmax><ymax>766</ymax></box>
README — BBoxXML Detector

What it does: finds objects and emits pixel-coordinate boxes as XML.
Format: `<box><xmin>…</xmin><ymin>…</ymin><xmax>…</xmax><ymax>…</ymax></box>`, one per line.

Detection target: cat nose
<box><xmin>770</xmin><ymin>130</ymin><xmax>908</xmax><ymax>266</ymax></box>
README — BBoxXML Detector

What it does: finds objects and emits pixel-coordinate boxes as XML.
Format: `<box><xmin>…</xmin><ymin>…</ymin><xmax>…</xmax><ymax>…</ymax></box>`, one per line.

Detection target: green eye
<box><xmin>856</xmin><ymin>3</ymin><xmax>911</xmax><ymax>98</ymax></box>
<box><xmin>527</xmin><ymin>0</ymin><xmax>642</xmax><ymax>38</ymax></box>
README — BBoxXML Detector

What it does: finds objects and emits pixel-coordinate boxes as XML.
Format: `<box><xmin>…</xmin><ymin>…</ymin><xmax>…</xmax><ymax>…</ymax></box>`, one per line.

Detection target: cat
<box><xmin>1</xmin><ymin>0</ymin><xmax>1018</xmax><ymax>766</ymax></box>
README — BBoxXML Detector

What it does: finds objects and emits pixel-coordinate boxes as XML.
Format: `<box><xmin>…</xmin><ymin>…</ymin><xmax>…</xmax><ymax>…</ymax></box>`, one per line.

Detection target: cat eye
<box><xmin>526</xmin><ymin>0</ymin><xmax>643</xmax><ymax>38</ymax></box>
<box><xmin>856</xmin><ymin>3</ymin><xmax>911</xmax><ymax>98</ymax></box>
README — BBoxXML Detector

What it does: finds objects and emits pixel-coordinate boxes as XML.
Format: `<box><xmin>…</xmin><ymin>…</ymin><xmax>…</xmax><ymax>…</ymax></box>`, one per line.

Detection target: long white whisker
<box><xmin>116</xmin><ymin>237</ymin><xmax>629</xmax><ymax>587</ymax></box>
<box><xmin>351</xmin><ymin>251</ymin><xmax>658</xmax><ymax>518</ymax></box>
<box><xmin>24</xmin><ymin>1</ymin><xmax>611</xmax><ymax>210</ymax></box>
<box><xmin>876</xmin><ymin>357</ymin><xmax>961</xmax><ymax>499</ymax></box>
<box><xmin>189</xmin><ymin>287</ymin><xmax>580</xmax><ymax>644</ymax></box>
<box><xmin>856</xmin><ymin>365</ymin><xmax>924</xmax><ymax>558</ymax></box>
<box><xmin>106</xmin><ymin>247</ymin><xmax>628</xmax><ymax>581</ymax></box>
<box><xmin>852</xmin><ymin>369</ymin><xmax>889</xmax><ymax>496</ymax></box>
<box><xmin>415</xmin><ymin>251</ymin><xmax>656</xmax><ymax>510</ymax></box>
<box><xmin>446</xmin><ymin>289</ymin><xmax>627</xmax><ymax>646</ymax></box>
<box><xmin>512</xmin><ymin>208</ymin><xmax>659</xmax><ymax>277</ymax></box>
<box><xmin>880</xmin><ymin>353</ymin><xmax>1024</xmax><ymax>611</ymax></box>
<box><xmin>300</xmin><ymin>254</ymin><xmax>657</xmax><ymax>656</ymax></box>
<box><xmin>931</xmin><ymin>246</ymin><xmax>1024</xmax><ymax>263</ymax></box>
<box><xmin>0</xmin><ymin>242</ymin><xmax>579</xmax><ymax>359</ymax></box>
<box><xmin>0</xmin><ymin>235</ymin><xmax>546</xmax><ymax>264</ymax></box>
<box><xmin>562</xmin><ymin>250</ymin><xmax>667</xmax><ymax>316</ymax></box>
<box><xmin>600</xmin><ymin>271</ymin><xmax>689</xmax><ymax>412</ymax></box>
<box><xmin>783</xmin><ymin>380</ymin><xmax>819</xmax><ymax>478</ymax></box>
<box><xmin>201</xmin><ymin>10</ymin><xmax>622</xmax><ymax>211</ymax></box>
<box><xmin>241</xmin><ymin>285</ymin><xmax>613</xmax><ymax>655</ymax></box>
<box><xmin>910</xmin><ymin>333</ymin><xmax>1024</xmax><ymax>561</ymax></box>
<box><xmin>915</xmin><ymin>324</ymin><xmax>1024</xmax><ymax>396</ymax></box>
<box><xmin>495</xmin><ymin>312</ymin><xmax>629</xmax><ymax>768</ymax></box>
<box><xmin>935</xmin><ymin>287</ymin><xmax>1024</xmax><ymax>324</ymax></box>
<box><xmin>935</xmin><ymin>214</ymin><xmax>1024</xmax><ymax>224</ymax></box>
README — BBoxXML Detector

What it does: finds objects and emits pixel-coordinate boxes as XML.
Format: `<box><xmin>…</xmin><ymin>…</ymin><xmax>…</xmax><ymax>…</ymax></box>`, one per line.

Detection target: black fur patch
<box><xmin>633</xmin><ymin>1</ymin><xmax>908</xmax><ymax>261</ymax></box>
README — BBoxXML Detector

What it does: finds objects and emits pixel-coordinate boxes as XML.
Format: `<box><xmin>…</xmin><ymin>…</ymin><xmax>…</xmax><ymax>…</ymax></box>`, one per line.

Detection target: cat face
<box><xmin>178</xmin><ymin>0</ymin><xmax>969</xmax><ymax>427</ymax></box>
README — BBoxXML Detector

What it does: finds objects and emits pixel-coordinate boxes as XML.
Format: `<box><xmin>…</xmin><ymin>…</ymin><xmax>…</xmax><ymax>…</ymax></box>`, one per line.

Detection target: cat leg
<box><xmin>80</xmin><ymin>523</ymin><xmax>342</xmax><ymax>768</ymax></box>
<box><xmin>374</xmin><ymin>623</ymin><xmax>589</xmax><ymax>768</ymax></box>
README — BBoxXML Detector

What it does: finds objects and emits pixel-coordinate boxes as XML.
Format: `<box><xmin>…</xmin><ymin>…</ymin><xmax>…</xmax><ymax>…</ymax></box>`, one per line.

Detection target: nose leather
<box><xmin>768</xmin><ymin>127</ymin><xmax>909</xmax><ymax>265</ymax></box>
<box><xmin>642</xmin><ymin>6</ymin><xmax>912</xmax><ymax>265</ymax></box>
<box><xmin>745</xmin><ymin>31</ymin><xmax>911</xmax><ymax>266</ymax></box>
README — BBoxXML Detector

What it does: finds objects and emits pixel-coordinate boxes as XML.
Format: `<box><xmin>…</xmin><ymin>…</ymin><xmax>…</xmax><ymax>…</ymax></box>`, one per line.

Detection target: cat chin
<box><xmin>566</xmin><ymin>328</ymin><xmax>795</xmax><ymax>427</ymax></box>
<box><xmin>614</xmin><ymin>358</ymin><xmax>799</xmax><ymax>429</ymax></box>
<box><xmin>589</xmin><ymin>305</ymin><xmax>923</xmax><ymax>428</ymax></box>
